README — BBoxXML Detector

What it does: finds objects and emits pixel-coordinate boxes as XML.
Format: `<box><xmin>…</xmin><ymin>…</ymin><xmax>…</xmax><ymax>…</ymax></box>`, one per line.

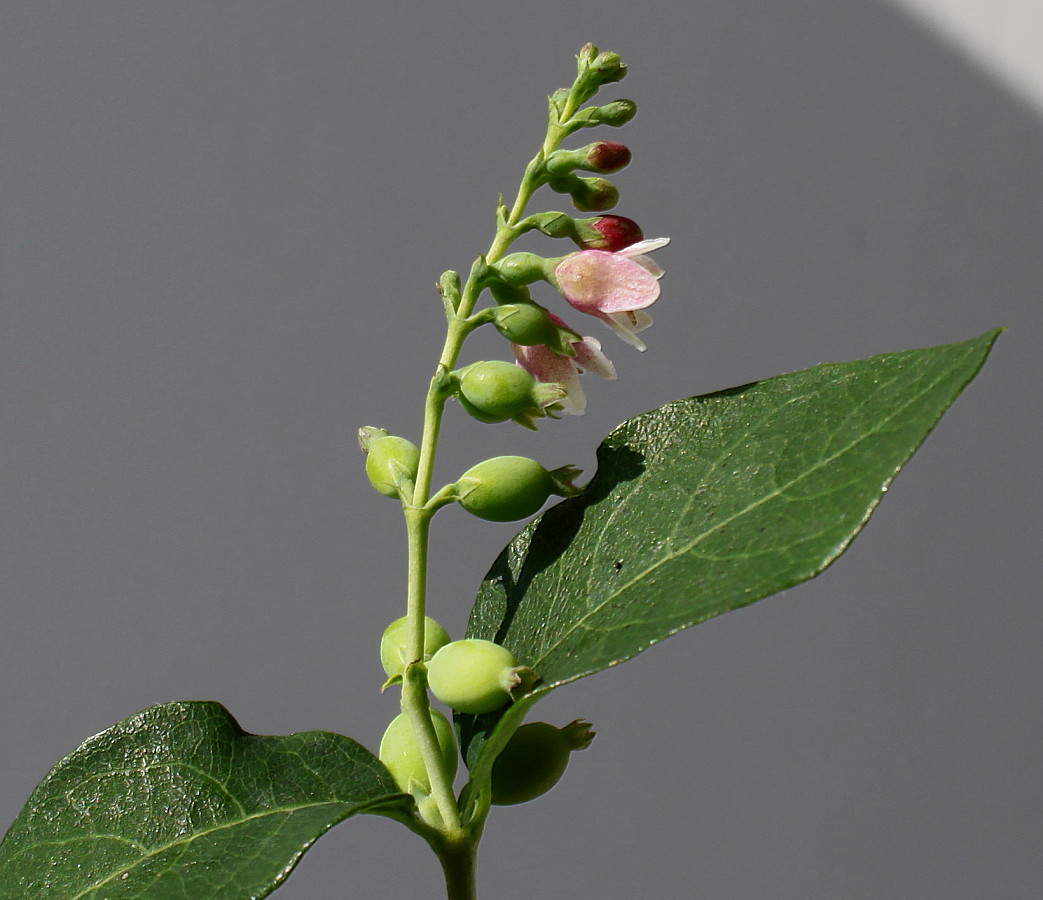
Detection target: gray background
<box><xmin>0</xmin><ymin>2</ymin><xmax>1038</xmax><ymax>898</ymax></box>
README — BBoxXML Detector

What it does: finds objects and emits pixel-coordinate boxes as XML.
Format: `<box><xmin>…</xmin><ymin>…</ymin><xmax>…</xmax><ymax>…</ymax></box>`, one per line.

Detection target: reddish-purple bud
<box><xmin>586</xmin><ymin>141</ymin><xmax>632</xmax><ymax>174</ymax></box>
<box><xmin>573</xmin><ymin>215</ymin><xmax>645</xmax><ymax>251</ymax></box>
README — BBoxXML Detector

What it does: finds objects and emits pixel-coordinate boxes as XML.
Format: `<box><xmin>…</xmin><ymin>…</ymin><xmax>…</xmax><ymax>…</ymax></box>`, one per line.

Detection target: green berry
<box><xmin>378</xmin><ymin>710</ymin><xmax>458</xmax><ymax>795</ymax></box>
<box><xmin>491</xmin><ymin>720</ymin><xmax>595</xmax><ymax>806</ymax></box>
<box><xmin>456</xmin><ymin>361</ymin><xmax>546</xmax><ymax>425</ymax></box>
<box><xmin>491</xmin><ymin>304</ymin><xmax>578</xmax><ymax>355</ymax></box>
<box><xmin>380</xmin><ymin>615</ymin><xmax>451</xmax><ymax>679</ymax></box>
<box><xmin>490</xmin><ymin>303</ymin><xmax>556</xmax><ymax>346</ymax></box>
<box><xmin>364</xmin><ymin>435</ymin><xmax>420</xmax><ymax>498</ymax></box>
<box><xmin>426</xmin><ymin>639</ymin><xmax>525</xmax><ymax>715</ymax></box>
<box><xmin>457</xmin><ymin>456</ymin><xmax>554</xmax><ymax>522</ymax></box>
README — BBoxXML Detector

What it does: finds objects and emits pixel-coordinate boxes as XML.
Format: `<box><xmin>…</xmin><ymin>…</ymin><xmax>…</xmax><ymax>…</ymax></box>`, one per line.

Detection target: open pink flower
<box><xmin>552</xmin><ymin>238</ymin><xmax>669</xmax><ymax>351</ymax></box>
<box><xmin>513</xmin><ymin>314</ymin><xmax>616</xmax><ymax>416</ymax></box>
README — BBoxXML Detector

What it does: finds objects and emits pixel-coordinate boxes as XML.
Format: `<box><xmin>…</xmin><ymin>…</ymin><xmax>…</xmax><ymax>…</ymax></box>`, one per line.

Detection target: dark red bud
<box><xmin>578</xmin><ymin>215</ymin><xmax>644</xmax><ymax>251</ymax></box>
<box><xmin>587</xmin><ymin>141</ymin><xmax>632</xmax><ymax>174</ymax></box>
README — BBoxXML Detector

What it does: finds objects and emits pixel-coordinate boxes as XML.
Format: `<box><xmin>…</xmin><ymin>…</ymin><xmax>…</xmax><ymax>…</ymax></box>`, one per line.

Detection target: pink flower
<box><xmin>552</xmin><ymin>238</ymin><xmax>669</xmax><ymax>351</ymax></box>
<box><xmin>513</xmin><ymin>314</ymin><xmax>616</xmax><ymax>416</ymax></box>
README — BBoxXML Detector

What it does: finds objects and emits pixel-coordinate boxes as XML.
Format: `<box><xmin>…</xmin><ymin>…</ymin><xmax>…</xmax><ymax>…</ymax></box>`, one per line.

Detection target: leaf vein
<box><xmin>530</xmin><ymin>361</ymin><xmax>955</xmax><ymax>672</ymax></box>
<box><xmin>65</xmin><ymin>802</ymin><xmax>347</xmax><ymax>900</ymax></box>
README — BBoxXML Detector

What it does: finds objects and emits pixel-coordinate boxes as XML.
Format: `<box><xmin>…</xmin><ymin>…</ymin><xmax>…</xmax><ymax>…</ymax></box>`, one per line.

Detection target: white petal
<box><xmin>573</xmin><ymin>336</ymin><xmax>617</xmax><ymax>380</ymax></box>
<box><xmin>556</xmin><ymin>368</ymin><xmax>587</xmax><ymax>415</ymax></box>
<box><xmin>627</xmin><ymin>310</ymin><xmax>654</xmax><ymax>333</ymax></box>
<box><xmin>630</xmin><ymin>255</ymin><xmax>665</xmax><ymax>278</ymax></box>
<box><xmin>620</xmin><ymin>237</ymin><xmax>670</xmax><ymax>258</ymax></box>
<box><xmin>599</xmin><ymin>312</ymin><xmax>648</xmax><ymax>351</ymax></box>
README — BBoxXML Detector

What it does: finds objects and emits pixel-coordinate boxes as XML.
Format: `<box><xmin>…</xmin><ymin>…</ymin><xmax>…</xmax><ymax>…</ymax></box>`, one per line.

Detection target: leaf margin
<box><xmin>459</xmin><ymin>329</ymin><xmax>1002</xmax><ymax>772</ymax></box>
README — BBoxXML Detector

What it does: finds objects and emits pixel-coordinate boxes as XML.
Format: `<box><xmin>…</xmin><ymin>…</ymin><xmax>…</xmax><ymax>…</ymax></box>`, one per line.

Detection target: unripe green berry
<box><xmin>457</xmin><ymin>455</ymin><xmax>554</xmax><ymax>522</ymax></box>
<box><xmin>364</xmin><ymin>434</ymin><xmax>420</xmax><ymax>498</ymax></box>
<box><xmin>379</xmin><ymin>615</ymin><xmax>451</xmax><ymax>679</ymax></box>
<box><xmin>455</xmin><ymin>361</ymin><xmax>564</xmax><ymax>428</ymax></box>
<box><xmin>491</xmin><ymin>303</ymin><xmax>578</xmax><ymax>351</ymax></box>
<box><xmin>426</xmin><ymin>638</ymin><xmax>527</xmax><ymax>715</ymax></box>
<box><xmin>490</xmin><ymin>720</ymin><xmax>595</xmax><ymax>806</ymax></box>
<box><xmin>378</xmin><ymin>709</ymin><xmax>458</xmax><ymax>795</ymax></box>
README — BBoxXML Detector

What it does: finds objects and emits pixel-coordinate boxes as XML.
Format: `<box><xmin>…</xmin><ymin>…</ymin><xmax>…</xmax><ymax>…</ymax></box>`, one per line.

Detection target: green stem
<box><xmin>401</xmin><ymin>507</ymin><xmax>461</xmax><ymax>830</ymax></box>
<box><xmin>436</xmin><ymin>833</ymin><xmax>480</xmax><ymax>900</ymax></box>
<box><xmin>395</xmin><ymin>60</ymin><xmax>592</xmax><ymax>892</ymax></box>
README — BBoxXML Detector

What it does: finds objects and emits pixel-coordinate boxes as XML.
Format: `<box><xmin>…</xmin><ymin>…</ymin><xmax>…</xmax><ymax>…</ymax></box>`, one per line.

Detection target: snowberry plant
<box><xmin>0</xmin><ymin>46</ymin><xmax>998</xmax><ymax>900</ymax></box>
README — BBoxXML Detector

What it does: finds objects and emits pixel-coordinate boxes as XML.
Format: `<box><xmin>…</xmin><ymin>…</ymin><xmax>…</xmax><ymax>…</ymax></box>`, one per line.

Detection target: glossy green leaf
<box><xmin>0</xmin><ymin>702</ymin><xmax>410</xmax><ymax>899</ymax></box>
<box><xmin>460</xmin><ymin>331</ymin><xmax>1000</xmax><ymax>770</ymax></box>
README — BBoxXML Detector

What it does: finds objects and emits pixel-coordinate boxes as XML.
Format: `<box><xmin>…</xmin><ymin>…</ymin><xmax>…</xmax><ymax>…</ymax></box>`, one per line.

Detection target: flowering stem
<box><xmin>401</xmin><ymin>507</ymin><xmax>461</xmax><ymax>831</ymax></box>
<box><xmin>396</xmin><ymin>59</ymin><xmax>592</xmax><ymax>895</ymax></box>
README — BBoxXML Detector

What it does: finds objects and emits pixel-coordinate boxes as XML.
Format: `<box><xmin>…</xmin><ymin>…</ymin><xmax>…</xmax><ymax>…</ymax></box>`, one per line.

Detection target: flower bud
<box><xmin>491</xmin><ymin>303</ymin><xmax>579</xmax><ymax>356</ymax></box>
<box><xmin>570</xmin><ymin>177</ymin><xmax>619</xmax><ymax>213</ymax></box>
<box><xmin>379</xmin><ymin>615</ymin><xmax>451</xmax><ymax>679</ymax></box>
<box><xmin>586</xmin><ymin>141</ymin><xmax>631</xmax><ymax>173</ymax></box>
<box><xmin>454</xmin><ymin>361</ymin><xmax>566</xmax><ymax>430</ymax></box>
<box><xmin>572</xmin><ymin>98</ymin><xmax>637</xmax><ymax>129</ymax></box>
<box><xmin>490</xmin><ymin>720</ymin><xmax>595</xmax><ymax>806</ymax></box>
<box><xmin>590</xmin><ymin>50</ymin><xmax>627</xmax><ymax>85</ymax></box>
<box><xmin>574</xmin><ymin>45</ymin><xmax>627</xmax><ymax>105</ymax></box>
<box><xmin>378</xmin><ymin>710</ymin><xmax>458</xmax><ymax>795</ymax></box>
<box><xmin>545</xmin><ymin>142</ymin><xmax>631</xmax><ymax>177</ymax></box>
<box><xmin>359</xmin><ymin>428</ymin><xmax>420</xmax><ymax>499</ymax></box>
<box><xmin>577</xmin><ymin>43</ymin><xmax>599</xmax><ymax>67</ymax></box>
<box><xmin>438</xmin><ymin>270</ymin><xmax>461</xmax><ymax>309</ymax></box>
<box><xmin>525</xmin><ymin>211</ymin><xmax>578</xmax><ymax>240</ymax></box>
<box><xmin>426</xmin><ymin>639</ymin><xmax>533</xmax><ymax>714</ymax></box>
<box><xmin>456</xmin><ymin>455</ymin><xmax>581</xmax><ymax>522</ymax></box>
<box><xmin>572</xmin><ymin>215</ymin><xmax>645</xmax><ymax>251</ymax></box>
<box><xmin>548</xmin><ymin>87</ymin><xmax>572</xmax><ymax>123</ymax></box>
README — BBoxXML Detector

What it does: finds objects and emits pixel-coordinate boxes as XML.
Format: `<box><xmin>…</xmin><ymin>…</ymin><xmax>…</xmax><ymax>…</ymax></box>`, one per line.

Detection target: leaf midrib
<box><xmin>528</xmin><ymin>361</ymin><xmax>951</xmax><ymax>677</ymax></box>
<box><xmin>64</xmin><ymin>800</ymin><xmax>355</xmax><ymax>900</ymax></box>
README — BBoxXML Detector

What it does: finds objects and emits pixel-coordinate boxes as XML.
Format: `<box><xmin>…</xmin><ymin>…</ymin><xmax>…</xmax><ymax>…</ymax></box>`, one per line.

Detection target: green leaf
<box><xmin>460</xmin><ymin>331</ymin><xmax>1000</xmax><ymax>771</ymax></box>
<box><xmin>0</xmin><ymin>701</ymin><xmax>410</xmax><ymax>899</ymax></box>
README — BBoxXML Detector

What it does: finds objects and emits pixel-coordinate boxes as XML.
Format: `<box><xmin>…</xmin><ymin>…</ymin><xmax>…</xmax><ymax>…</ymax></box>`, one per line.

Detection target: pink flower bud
<box><xmin>574</xmin><ymin>215</ymin><xmax>645</xmax><ymax>251</ymax></box>
<box><xmin>586</xmin><ymin>141</ymin><xmax>632</xmax><ymax>174</ymax></box>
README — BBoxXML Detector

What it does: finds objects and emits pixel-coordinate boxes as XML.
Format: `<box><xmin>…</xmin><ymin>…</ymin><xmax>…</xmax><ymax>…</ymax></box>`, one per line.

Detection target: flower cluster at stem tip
<box><xmin>361</xmin><ymin>44</ymin><xmax>663</xmax><ymax>833</ymax></box>
<box><xmin>358</xmin><ymin>43</ymin><xmax>669</xmax><ymax>522</ymax></box>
